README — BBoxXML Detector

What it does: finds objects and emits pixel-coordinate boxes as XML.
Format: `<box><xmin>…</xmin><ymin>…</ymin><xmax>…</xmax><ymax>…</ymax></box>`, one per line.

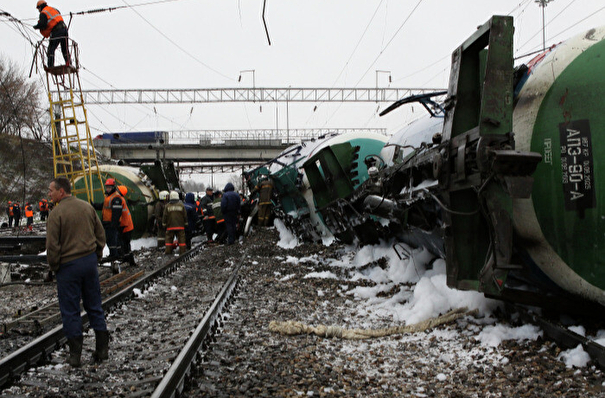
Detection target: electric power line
<box><xmin>120</xmin><ymin>0</ymin><xmax>235</xmax><ymax>82</ymax></box>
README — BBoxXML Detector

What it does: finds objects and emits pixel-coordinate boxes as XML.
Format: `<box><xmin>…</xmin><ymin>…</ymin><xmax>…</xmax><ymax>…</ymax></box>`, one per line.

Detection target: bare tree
<box><xmin>0</xmin><ymin>57</ymin><xmax>48</xmax><ymax>140</ymax></box>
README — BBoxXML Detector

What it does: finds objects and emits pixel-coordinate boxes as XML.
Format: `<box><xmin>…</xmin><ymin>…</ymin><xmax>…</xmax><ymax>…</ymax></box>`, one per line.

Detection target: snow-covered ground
<box><xmin>276</xmin><ymin>224</ymin><xmax>604</xmax><ymax>370</ymax></box>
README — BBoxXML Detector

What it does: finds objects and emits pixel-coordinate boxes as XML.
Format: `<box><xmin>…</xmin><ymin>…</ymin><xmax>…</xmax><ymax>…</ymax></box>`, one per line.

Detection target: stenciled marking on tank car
<box><xmin>559</xmin><ymin>119</ymin><xmax>595</xmax><ymax>214</ymax></box>
<box><xmin>543</xmin><ymin>138</ymin><xmax>552</xmax><ymax>164</ymax></box>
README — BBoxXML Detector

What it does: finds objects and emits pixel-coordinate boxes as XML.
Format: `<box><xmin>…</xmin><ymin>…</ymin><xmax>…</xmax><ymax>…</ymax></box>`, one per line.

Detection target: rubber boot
<box><xmin>67</xmin><ymin>336</ymin><xmax>83</xmax><ymax>367</ymax></box>
<box><xmin>92</xmin><ymin>330</ymin><xmax>109</xmax><ymax>362</ymax></box>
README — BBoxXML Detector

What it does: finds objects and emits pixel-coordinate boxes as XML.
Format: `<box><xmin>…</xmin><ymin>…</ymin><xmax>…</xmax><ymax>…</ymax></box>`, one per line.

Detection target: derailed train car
<box><xmin>245</xmin><ymin>131</ymin><xmax>389</xmax><ymax>242</ymax></box>
<box><xmin>73</xmin><ymin>161</ymin><xmax>181</xmax><ymax>239</ymax></box>
<box><xmin>252</xmin><ymin>16</ymin><xmax>605</xmax><ymax>312</ymax></box>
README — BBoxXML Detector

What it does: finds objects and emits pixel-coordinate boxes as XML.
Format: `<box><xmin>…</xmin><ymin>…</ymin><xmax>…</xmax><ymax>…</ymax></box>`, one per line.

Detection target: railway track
<box><xmin>0</xmin><ymin>268</ymin><xmax>144</xmax><ymax>337</ymax></box>
<box><xmin>515</xmin><ymin>306</ymin><xmax>605</xmax><ymax>369</ymax></box>
<box><xmin>0</xmin><ymin>244</ymin><xmax>244</xmax><ymax>397</ymax></box>
<box><xmin>0</xmin><ymin>244</ymin><xmax>204</xmax><ymax>390</ymax></box>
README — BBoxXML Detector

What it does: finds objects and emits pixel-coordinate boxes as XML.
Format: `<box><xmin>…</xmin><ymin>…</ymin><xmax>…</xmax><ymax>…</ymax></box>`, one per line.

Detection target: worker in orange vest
<box><xmin>91</xmin><ymin>179</ymin><xmax>122</xmax><ymax>260</ymax></box>
<box><xmin>39</xmin><ymin>199</ymin><xmax>49</xmax><ymax>221</ymax></box>
<box><xmin>6</xmin><ymin>201</ymin><xmax>14</xmax><ymax>228</ymax></box>
<box><xmin>33</xmin><ymin>1</ymin><xmax>70</xmax><ymax>68</ymax></box>
<box><xmin>25</xmin><ymin>202</ymin><xmax>34</xmax><ymax>231</ymax></box>
<box><xmin>117</xmin><ymin>186</ymin><xmax>136</xmax><ymax>266</ymax></box>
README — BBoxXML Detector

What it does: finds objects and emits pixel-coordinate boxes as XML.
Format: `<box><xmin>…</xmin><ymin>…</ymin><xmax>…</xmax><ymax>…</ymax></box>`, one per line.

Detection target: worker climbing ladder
<box><xmin>36</xmin><ymin>39</ymin><xmax>103</xmax><ymax>202</ymax></box>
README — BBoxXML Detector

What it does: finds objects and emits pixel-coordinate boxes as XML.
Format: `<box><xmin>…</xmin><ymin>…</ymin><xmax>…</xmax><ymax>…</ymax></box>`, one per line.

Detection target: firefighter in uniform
<box><xmin>25</xmin><ymin>202</ymin><xmax>34</xmax><ymax>231</ymax></box>
<box><xmin>254</xmin><ymin>175</ymin><xmax>274</xmax><ymax>226</ymax></box>
<box><xmin>33</xmin><ymin>1</ymin><xmax>70</xmax><ymax>68</ymax></box>
<box><xmin>6</xmin><ymin>201</ymin><xmax>14</xmax><ymax>228</ymax></box>
<box><xmin>154</xmin><ymin>191</ymin><xmax>169</xmax><ymax>249</ymax></box>
<box><xmin>91</xmin><ymin>179</ymin><xmax>122</xmax><ymax>259</ymax></box>
<box><xmin>162</xmin><ymin>191</ymin><xmax>188</xmax><ymax>255</ymax></box>
<box><xmin>39</xmin><ymin>198</ymin><xmax>49</xmax><ymax>221</ymax></box>
<box><xmin>117</xmin><ymin>186</ymin><xmax>135</xmax><ymax>265</ymax></box>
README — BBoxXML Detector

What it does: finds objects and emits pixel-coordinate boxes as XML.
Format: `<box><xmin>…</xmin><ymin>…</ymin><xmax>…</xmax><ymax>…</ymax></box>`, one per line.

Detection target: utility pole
<box><xmin>535</xmin><ymin>0</ymin><xmax>554</xmax><ymax>51</ymax></box>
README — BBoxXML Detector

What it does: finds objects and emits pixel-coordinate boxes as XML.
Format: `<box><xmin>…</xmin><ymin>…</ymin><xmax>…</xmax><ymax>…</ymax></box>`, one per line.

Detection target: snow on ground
<box><xmin>102</xmin><ymin>236</ymin><xmax>157</xmax><ymax>257</ymax></box>
<box><xmin>274</xmin><ymin>225</ymin><xmax>605</xmax><ymax>369</ymax></box>
<box><xmin>274</xmin><ymin>219</ymin><xmax>300</xmax><ymax>249</ymax></box>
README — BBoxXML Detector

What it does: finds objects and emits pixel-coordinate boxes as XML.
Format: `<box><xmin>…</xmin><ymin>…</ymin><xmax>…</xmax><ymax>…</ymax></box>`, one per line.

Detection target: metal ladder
<box><xmin>37</xmin><ymin>39</ymin><xmax>104</xmax><ymax>202</ymax></box>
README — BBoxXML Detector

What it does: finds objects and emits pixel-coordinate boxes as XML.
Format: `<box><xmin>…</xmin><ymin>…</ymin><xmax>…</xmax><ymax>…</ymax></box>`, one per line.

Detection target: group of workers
<box><xmin>4</xmin><ymin>199</ymin><xmax>51</xmax><ymax>231</ymax></box>
<box><xmin>5</xmin><ymin>171</ymin><xmax>274</xmax><ymax>370</ymax></box>
<box><xmin>25</xmin><ymin>2</ymin><xmax>282</xmax><ymax>371</ymax></box>
<box><xmin>154</xmin><ymin>182</ymin><xmax>245</xmax><ymax>255</ymax></box>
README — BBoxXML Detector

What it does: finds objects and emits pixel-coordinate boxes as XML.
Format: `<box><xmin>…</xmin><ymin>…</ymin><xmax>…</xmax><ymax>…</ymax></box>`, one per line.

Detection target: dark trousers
<box><xmin>13</xmin><ymin>216</ymin><xmax>20</xmax><ymax>227</ymax></box>
<box><xmin>157</xmin><ymin>227</ymin><xmax>165</xmax><ymax>248</ymax></box>
<box><xmin>104</xmin><ymin>226</ymin><xmax>119</xmax><ymax>257</ymax></box>
<box><xmin>224</xmin><ymin>213</ymin><xmax>238</xmax><ymax>245</ymax></box>
<box><xmin>40</xmin><ymin>211</ymin><xmax>48</xmax><ymax>221</ymax></box>
<box><xmin>8</xmin><ymin>216</ymin><xmax>13</xmax><ymax>227</ymax></box>
<box><xmin>185</xmin><ymin>230</ymin><xmax>192</xmax><ymax>250</ymax></box>
<box><xmin>56</xmin><ymin>252</ymin><xmax>107</xmax><ymax>339</ymax></box>
<box><xmin>215</xmin><ymin>221</ymin><xmax>226</xmax><ymax>243</ymax></box>
<box><xmin>48</xmin><ymin>27</ymin><xmax>70</xmax><ymax>67</ymax></box>
<box><xmin>119</xmin><ymin>229</ymin><xmax>132</xmax><ymax>256</ymax></box>
<box><xmin>203</xmin><ymin>218</ymin><xmax>215</xmax><ymax>241</ymax></box>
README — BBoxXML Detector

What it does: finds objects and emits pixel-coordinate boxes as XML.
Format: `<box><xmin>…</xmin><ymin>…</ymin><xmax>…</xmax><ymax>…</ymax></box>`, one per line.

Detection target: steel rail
<box><xmin>151</xmin><ymin>249</ymin><xmax>247</xmax><ymax>398</ymax></box>
<box><xmin>517</xmin><ymin>307</ymin><xmax>605</xmax><ymax>369</ymax></box>
<box><xmin>0</xmin><ymin>237</ymin><xmax>46</xmax><ymax>244</ymax></box>
<box><xmin>0</xmin><ymin>244</ymin><xmax>204</xmax><ymax>388</ymax></box>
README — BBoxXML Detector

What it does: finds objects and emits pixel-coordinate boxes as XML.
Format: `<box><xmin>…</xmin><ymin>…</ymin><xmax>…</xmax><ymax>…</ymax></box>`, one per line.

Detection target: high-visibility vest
<box><xmin>40</xmin><ymin>6</ymin><xmax>64</xmax><ymax>38</ymax></box>
<box><xmin>102</xmin><ymin>191</ymin><xmax>121</xmax><ymax>222</ymax></box>
<box><xmin>8</xmin><ymin>205</ymin><xmax>13</xmax><ymax>216</ymax></box>
<box><xmin>118</xmin><ymin>196</ymin><xmax>134</xmax><ymax>233</ymax></box>
<box><xmin>25</xmin><ymin>205</ymin><xmax>33</xmax><ymax>218</ymax></box>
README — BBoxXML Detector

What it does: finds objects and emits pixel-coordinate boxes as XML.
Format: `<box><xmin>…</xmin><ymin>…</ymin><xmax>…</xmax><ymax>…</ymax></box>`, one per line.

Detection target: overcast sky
<box><xmin>2</xmin><ymin>0</ymin><xmax>604</xmax><ymax>186</ymax></box>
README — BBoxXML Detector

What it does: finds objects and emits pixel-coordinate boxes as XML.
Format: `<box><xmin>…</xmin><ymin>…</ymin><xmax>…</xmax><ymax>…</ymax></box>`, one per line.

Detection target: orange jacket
<box><xmin>118</xmin><ymin>196</ymin><xmax>134</xmax><ymax>233</ymax></box>
<box><xmin>102</xmin><ymin>191</ymin><xmax>122</xmax><ymax>223</ymax></box>
<box><xmin>25</xmin><ymin>205</ymin><xmax>34</xmax><ymax>218</ymax></box>
<box><xmin>40</xmin><ymin>6</ymin><xmax>64</xmax><ymax>38</ymax></box>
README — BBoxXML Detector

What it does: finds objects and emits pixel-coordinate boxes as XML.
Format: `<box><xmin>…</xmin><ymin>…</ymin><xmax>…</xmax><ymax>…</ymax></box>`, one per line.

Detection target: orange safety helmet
<box><xmin>105</xmin><ymin>178</ymin><xmax>116</xmax><ymax>186</ymax></box>
<box><xmin>118</xmin><ymin>185</ymin><xmax>128</xmax><ymax>196</ymax></box>
<box><xmin>36</xmin><ymin>1</ymin><xmax>47</xmax><ymax>8</ymax></box>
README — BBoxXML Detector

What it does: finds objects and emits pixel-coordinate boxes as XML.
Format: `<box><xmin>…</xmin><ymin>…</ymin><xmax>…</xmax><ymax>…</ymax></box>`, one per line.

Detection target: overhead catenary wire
<box><xmin>514</xmin><ymin>0</ymin><xmax>581</xmax><ymax>55</ymax></box>
<box><xmin>120</xmin><ymin>0</ymin><xmax>235</xmax><ymax>82</ymax></box>
<box><xmin>10</xmin><ymin>0</ymin><xmax>188</xmax><ymax>22</ymax></box>
<box><xmin>322</xmin><ymin>0</ymin><xmax>425</xmax><ymax>128</ymax></box>
<box><xmin>305</xmin><ymin>0</ymin><xmax>386</xmax><ymax>127</ymax></box>
<box><xmin>79</xmin><ymin>64</ymin><xmax>195</xmax><ymax>131</ymax></box>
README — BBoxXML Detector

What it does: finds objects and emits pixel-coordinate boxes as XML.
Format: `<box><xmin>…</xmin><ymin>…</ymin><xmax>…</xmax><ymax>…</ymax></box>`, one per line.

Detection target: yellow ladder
<box><xmin>39</xmin><ymin>40</ymin><xmax>104</xmax><ymax>202</ymax></box>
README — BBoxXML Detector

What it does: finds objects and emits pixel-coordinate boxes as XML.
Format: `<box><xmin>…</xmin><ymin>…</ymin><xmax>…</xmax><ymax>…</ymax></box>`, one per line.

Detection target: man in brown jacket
<box><xmin>46</xmin><ymin>177</ymin><xmax>109</xmax><ymax>367</ymax></box>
